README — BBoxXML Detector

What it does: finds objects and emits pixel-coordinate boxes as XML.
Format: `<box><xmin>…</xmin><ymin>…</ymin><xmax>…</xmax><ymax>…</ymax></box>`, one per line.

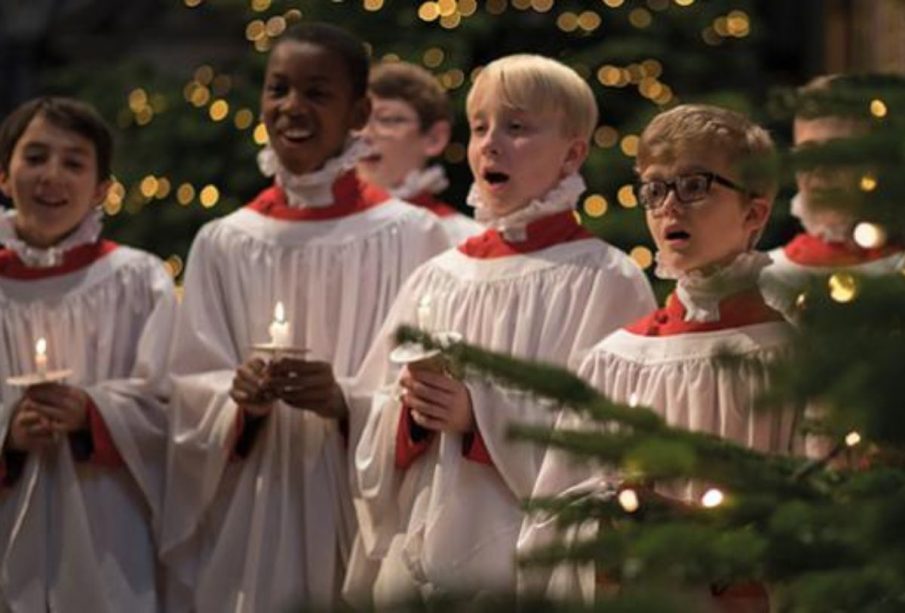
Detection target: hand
<box><xmin>230</xmin><ymin>357</ymin><xmax>275</xmax><ymax>417</ymax></box>
<box><xmin>399</xmin><ymin>366</ymin><xmax>474</xmax><ymax>433</ymax></box>
<box><xmin>268</xmin><ymin>358</ymin><xmax>347</xmax><ymax>419</ymax></box>
<box><xmin>23</xmin><ymin>383</ymin><xmax>89</xmax><ymax>434</ymax></box>
<box><xmin>5</xmin><ymin>401</ymin><xmax>57</xmax><ymax>452</ymax></box>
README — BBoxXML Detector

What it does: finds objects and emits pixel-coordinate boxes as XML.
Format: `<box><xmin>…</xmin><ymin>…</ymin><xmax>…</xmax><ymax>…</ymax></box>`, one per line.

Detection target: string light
<box><xmin>620</xmin><ymin>135</ymin><xmax>640</xmax><ymax>157</ymax></box>
<box><xmin>853</xmin><ymin>222</ymin><xmax>887</xmax><ymax>249</ymax></box>
<box><xmin>629</xmin><ymin>8</ymin><xmax>652</xmax><ymax>28</ymax></box>
<box><xmin>845</xmin><ymin>431</ymin><xmax>862</xmax><ymax>447</ymax></box>
<box><xmin>199</xmin><ymin>185</ymin><xmax>220</xmax><ymax>208</ymax></box>
<box><xmin>828</xmin><ymin>272</ymin><xmax>858</xmax><ymax>303</ymax></box>
<box><xmin>459</xmin><ymin>0</ymin><xmax>477</xmax><ymax>16</ymax></box>
<box><xmin>177</xmin><ymin>183</ymin><xmax>195</xmax><ymax>206</ymax></box>
<box><xmin>253</xmin><ymin>123</ymin><xmax>269</xmax><ymax>145</ymax></box>
<box><xmin>594</xmin><ymin>126</ymin><xmax>619</xmax><ymax>148</ymax></box>
<box><xmin>860</xmin><ymin>174</ymin><xmax>878</xmax><ymax>192</ymax></box>
<box><xmin>603</xmin><ymin>0</ymin><xmax>625</xmax><ymax>6</ymax></box>
<box><xmin>531</xmin><ymin>0</ymin><xmax>553</xmax><ymax>12</ymax></box>
<box><xmin>870</xmin><ymin>99</ymin><xmax>888</xmax><ymax>118</ymax></box>
<box><xmin>628</xmin><ymin>391</ymin><xmax>639</xmax><ymax>407</ymax></box>
<box><xmin>234</xmin><ymin>108</ymin><xmax>255</xmax><ymax>130</ymax></box>
<box><xmin>418</xmin><ymin>2</ymin><xmax>440</xmax><ymax>21</ymax></box>
<box><xmin>444</xmin><ymin>142</ymin><xmax>466</xmax><ymax>163</ymax></box>
<box><xmin>618</xmin><ymin>184</ymin><xmax>638</xmax><ymax>207</ymax></box>
<box><xmin>618</xmin><ymin>488</ymin><xmax>640</xmax><ymax>513</ymax></box>
<box><xmin>363</xmin><ymin>0</ymin><xmax>384</xmax><ymax>10</ymax></box>
<box><xmin>423</xmin><ymin>47</ymin><xmax>445</xmax><ymax>68</ymax></box>
<box><xmin>630</xmin><ymin>246</ymin><xmax>653</xmax><ymax>269</ymax></box>
<box><xmin>577</xmin><ymin>10</ymin><xmax>602</xmax><ymax>31</ymax></box>
<box><xmin>583</xmin><ymin>194</ymin><xmax>608</xmax><ymax>217</ymax></box>
<box><xmin>250</xmin><ymin>0</ymin><xmax>271</xmax><ymax>10</ymax></box>
<box><xmin>701</xmin><ymin>488</ymin><xmax>724</xmax><ymax>508</ymax></box>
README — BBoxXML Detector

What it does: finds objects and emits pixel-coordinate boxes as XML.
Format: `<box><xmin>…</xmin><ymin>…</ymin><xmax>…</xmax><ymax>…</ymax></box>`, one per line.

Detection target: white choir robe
<box><xmin>520</xmin><ymin>288</ymin><xmax>802</xmax><ymax>601</ymax></box>
<box><xmin>762</xmin><ymin>232</ymin><xmax>905</xmax><ymax>315</ymax></box>
<box><xmin>159</xmin><ymin>174</ymin><xmax>451</xmax><ymax>613</ymax></box>
<box><xmin>404</xmin><ymin>191</ymin><xmax>483</xmax><ymax>245</ymax></box>
<box><xmin>345</xmin><ymin>210</ymin><xmax>656</xmax><ymax>604</ymax></box>
<box><xmin>0</xmin><ymin>240</ymin><xmax>177</xmax><ymax>613</ymax></box>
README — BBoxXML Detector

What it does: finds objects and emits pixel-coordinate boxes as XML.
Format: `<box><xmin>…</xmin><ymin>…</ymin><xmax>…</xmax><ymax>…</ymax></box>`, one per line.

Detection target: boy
<box><xmin>358</xmin><ymin>60</ymin><xmax>482</xmax><ymax>243</ymax></box>
<box><xmin>762</xmin><ymin>75</ymin><xmax>905</xmax><ymax>313</ymax></box>
<box><xmin>522</xmin><ymin>105</ymin><xmax>799</xmax><ymax>608</ymax></box>
<box><xmin>0</xmin><ymin>97</ymin><xmax>176</xmax><ymax>612</ymax></box>
<box><xmin>344</xmin><ymin>54</ymin><xmax>655</xmax><ymax>604</ymax></box>
<box><xmin>159</xmin><ymin>23</ymin><xmax>451</xmax><ymax>612</ymax></box>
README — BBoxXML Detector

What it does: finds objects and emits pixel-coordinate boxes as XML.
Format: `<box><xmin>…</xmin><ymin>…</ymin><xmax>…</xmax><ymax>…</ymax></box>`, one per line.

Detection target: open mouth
<box><xmin>665</xmin><ymin>229</ymin><xmax>691</xmax><ymax>241</ymax></box>
<box><xmin>280</xmin><ymin>127</ymin><xmax>314</xmax><ymax>144</ymax></box>
<box><xmin>361</xmin><ymin>152</ymin><xmax>382</xmax><ymax>163</ymax></box>
<box><xmin>34</xmin><ymin>195</ymin><xmax>68</xmax><ymax>208</ymax></box>
<box><xmin>483</xmin><ymin>170</ymin><xmax>510</xmax><ymax>186</ymax></box>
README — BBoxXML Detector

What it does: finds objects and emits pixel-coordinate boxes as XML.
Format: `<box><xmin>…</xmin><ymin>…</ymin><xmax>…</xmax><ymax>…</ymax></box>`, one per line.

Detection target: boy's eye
<box><xmin>306</xmin><ymin>88</ymin><xmax>330</xmax><ymax>101</ymax></box>
<box><xmin>469</xmin><ymin>123</ymin><xmax>487</xmax><ymax>134</ymax></box>
<box><xmin>266</xmin><ymin>82</ymin><xmax>288</xmax><ymax>96</ymax></box>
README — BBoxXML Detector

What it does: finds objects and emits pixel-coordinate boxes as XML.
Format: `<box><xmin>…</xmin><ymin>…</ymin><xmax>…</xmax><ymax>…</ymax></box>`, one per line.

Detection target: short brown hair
<box><xmin>637</xmin><ymin>103</ymin><xmax>777</xmax><ymax>199</ymax></box>
<box><xmin>0</xmin><ymin>97</ymin><xmax>113</xmax><ymax>182</ymax></box>
<box><xmin>369</xmin><ymin>61</ymin><xmax>452</xmax><ymax>131</ymax></box>
<box><xmin>466</xmin><ymin>54</ymin><xmax>598</xmax><ymax>142</ymax></box>
<box><xmin>794</xmin><ymin>74</ymin><xmax>870</xmax><ymax>137</ymax></box>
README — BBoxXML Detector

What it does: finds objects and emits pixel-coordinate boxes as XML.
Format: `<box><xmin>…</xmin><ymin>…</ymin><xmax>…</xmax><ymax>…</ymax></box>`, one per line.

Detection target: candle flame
<box><xmin>36</xmin><ymin>337</ymin><xmax>47</xmax><ymax>356</ymax></box>
<box><xmin>274</xmin><ymin>301</ymin><xmax>285</xmax><ymax>323</ymax></box>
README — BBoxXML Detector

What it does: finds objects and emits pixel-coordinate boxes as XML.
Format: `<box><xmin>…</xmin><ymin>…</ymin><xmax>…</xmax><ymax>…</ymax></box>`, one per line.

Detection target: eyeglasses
<box><xmin>369</xmin><ymin>114</ymin><xmax>419</xmax><ymax>136</ymax></box>
<box><xmin>635</xmin><ymin>171</ymin><xmax>755</xmax><ymax>211</ymax></box>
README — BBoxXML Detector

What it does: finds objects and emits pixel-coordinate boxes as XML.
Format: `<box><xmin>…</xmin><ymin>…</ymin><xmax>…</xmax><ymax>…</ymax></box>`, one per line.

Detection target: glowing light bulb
<box><xmin>618</xmin><ymin>488</ymin><xmax>640</xmax><ymax>513</ymax></box>
<box><xmin>845</xmin><ymin>431</ymin><xmax>862</xmax><ymax>447</ymax></box>
<box><xmin>701</xmin><ymin>488</ymin><xmax>724</xmax><ymax>508</ymax></box>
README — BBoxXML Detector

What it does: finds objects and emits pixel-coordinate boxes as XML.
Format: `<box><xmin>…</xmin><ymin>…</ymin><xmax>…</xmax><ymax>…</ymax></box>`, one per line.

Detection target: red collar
<box><xmin>457</xmin><ymin>210</ymin><xmax>593</xmax><ymax>259</ymax></box>
<box><xmin>247</xmin><ymin>170</ymin><xmax>390</xmax><ymax>221</ymax></box>
<box><xmin>0</xmin><ymin>240</ymin><xmax>118</xmax><ymax>280</ymax></box>
<box><xmin>625</xmin><ymin>289</ymin><xmax>785</xmax><ymax>337</ymax></box>
<box><xmin>405</xmin><ymin>192</ymin><xmax>459</xmax><ymax>218</ymax></box>
<box><xmin>782</xmin><ymin>232</ymin><xmax>900</xmax><ymax>267</ymax></box>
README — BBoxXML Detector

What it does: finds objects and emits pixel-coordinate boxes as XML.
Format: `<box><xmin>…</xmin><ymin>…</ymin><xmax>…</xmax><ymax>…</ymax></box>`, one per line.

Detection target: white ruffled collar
<box><xmin>390</xmin><ymin>165</ymin><xmax>449</xmax><ymax>201</ymax></box>
<box><xmin>257</xmin><ymin>136</ymin><xmax>370</xmax><ymax>208</ymax></box>
<box><xmin>791</xmin><ymin>191</ymin><xmax>853</xmax><ymax>243</ymax></box>
<box><xmin>0</xmin><ymin>208</ymin><xmax>104</xmax><ymax>268</ymax></box>
<box><xmin>466</xmin><ymin>173</ymin><xmax>585</xmax><ymax>241</ymax></box>
<box><xmin>656</xmin><ymin>250</ymin><xmax>772</xmax><ymax>323</ymax></box>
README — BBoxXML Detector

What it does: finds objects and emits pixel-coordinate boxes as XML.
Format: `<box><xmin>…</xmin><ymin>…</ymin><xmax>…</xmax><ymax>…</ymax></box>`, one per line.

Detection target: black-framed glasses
<box><xmin>635</xmin><ymin>172</ymin><xmax>755</xmax><ymax>211</ymax></box>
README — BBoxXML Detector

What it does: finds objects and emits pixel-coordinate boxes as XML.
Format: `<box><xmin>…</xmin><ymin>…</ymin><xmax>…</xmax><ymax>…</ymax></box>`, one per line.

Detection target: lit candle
<box><xmin>417</xmin><ymin>295</ymin><xmax>432</xmax><ymax>331</ymax></box>
<box><xmin>35</xmin><ymin>338</ymin><xmax>48</xmax><ymax>376</ymax></box>
<box><xmin>268</xmin><ymin>302</ymin><xmax>291</xmax><ymax>347</ymax></box>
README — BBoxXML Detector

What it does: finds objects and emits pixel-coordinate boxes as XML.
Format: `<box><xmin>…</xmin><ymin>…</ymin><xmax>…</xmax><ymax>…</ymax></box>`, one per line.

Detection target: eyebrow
<box><xmin>21</xmin><ymin>141</ymin><xmax>93</xmax><ymax>157</ymax></box>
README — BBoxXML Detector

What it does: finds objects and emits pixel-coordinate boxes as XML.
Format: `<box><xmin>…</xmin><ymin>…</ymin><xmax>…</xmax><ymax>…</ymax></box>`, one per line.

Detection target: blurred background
<box><xmin>2</xmin><ymin>0</ymin><xmax>903</xmax><ymax>287</ymax></box>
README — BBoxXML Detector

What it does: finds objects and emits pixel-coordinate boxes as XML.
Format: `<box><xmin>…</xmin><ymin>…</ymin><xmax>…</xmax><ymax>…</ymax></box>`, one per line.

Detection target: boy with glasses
<box><xmin>522</xmin><ymin>104</ymin><xmax>801</xmax><ymax>609</ymax></box>
<box><xmin>358</xmin><ymin>61</ymin><xmax>482</xmax><ymax>243</ymax></box>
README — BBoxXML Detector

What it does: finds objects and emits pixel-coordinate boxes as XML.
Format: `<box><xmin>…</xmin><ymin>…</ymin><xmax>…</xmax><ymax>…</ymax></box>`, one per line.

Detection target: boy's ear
<box><xmin>744</xmin><ymin>195</ymin><xmax>771</xmax><ymax>239</ymax></box>
<box><xmin>93</xmin><ymin>178</ymin><xmax>113</xmax><ymax>207</ymax></box>
<box><xmin>421</xmin><ymin>120</ymin><xmax>451</xmax><ymax>158</ymax></box>
<box><xmin>561</xmin><ymin>138</ymin><xmax>589</xmax><ymax>177</ymax></box>
<box><xmin>350</xmin><ymin>96</ymin><xmax>372</xmax><ymax>132</ymax></box>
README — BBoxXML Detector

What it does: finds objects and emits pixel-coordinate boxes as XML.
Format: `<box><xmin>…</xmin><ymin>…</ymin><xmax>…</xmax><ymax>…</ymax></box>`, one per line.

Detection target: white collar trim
<box><xmin>0</xmin><ymin>208</ymin><xmax>104</xmax><ymax>268</ymax></box>
<box><xmin>390</xmin><ymin>165</ymin><xmax>449</xmax><ymax>201</ymax></box>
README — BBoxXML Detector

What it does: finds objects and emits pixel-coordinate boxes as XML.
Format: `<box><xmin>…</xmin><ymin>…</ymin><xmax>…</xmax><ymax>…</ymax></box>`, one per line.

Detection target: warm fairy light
<box><xmin>726</xmin><ymin>10</ymin><xmax>750</xmax><ymax>37</ymax></box>
<box><xmin>486</xmin><ymin>0</ymin><xmax>507</xmax><ymax>15</ymax></box>
<box><xmin>531</xmin><ymin>0</ymin><xmax>554</xmax><ymax>12</ymax></box>
<box><xmin>135</xmin><ymin>107</ymin><xmax>154</xmax><ymax>126</ymax></box>
<box><xmin>190</xmin><ymin>86</ymin><xmax>211</xmax><ymax>108</ymax></box>
<box><xmin>253</xmin><ymin>123</ymin><xmax>269</xmax><ymax>145</ymax></box>
<box><xmin>444</xmin><ymin>142</ymin><xmax>466</xmax><ymax>164</ymax></box>
<box><xmin>423</xmin><ymin>47</ymin><xmax>445</xmax><ymax>67</ymax></box>
<box><xmin>250</xmin><ymin>0</ymin><xmax>271</xmax><ymax>11</ymax></box>
<box><xmin>513</xmin><ymin>0</ymin><xmax>531</xmax><ymax>9</ymax></box>
<box><xmin>630</xmin><ymin>246</ymin><xmax>654</xmax><ymax>270</ymax></box>
<box><xmin>128</xmin><ymin>88</ymin><xmax>148</xmax><ymax>113</ymax></box>
<box><xmin>594</xmin><ymin>126</ymin><xmax>619</xmax><ymax>148</ymax></box>
<box><xmin>199</xmin><ymin>185</ymin><xmax>220</xmax><ymax>208</ymax></box>
<box><xmin>418</xmin><ymin>2</ymin><xmax>440</xmax><ymax>21</ymax></box>
<box><xmin>828</xmin><ymin>272</ymin><xmax>858</xmax><ymax>303</ymax></box>
<box><xmin>184</xmin><ymin>0</ymin><xmax>202</xmax><ymax>7</ymax></box>
<box><xmin>618</xmin><ymin>488</ymin><xmax>640</xmax><ymax>513</ymax></box>
<box><xmin>860</xmin><ymin>174</ymin><xmax>878</xmax><ymax>192</ymax></box>
<box><xmin>629</xmin><ymin>7</ymin><xmax>652</xmax><ymax>28</ymax></box>
<box><xmin>701</xmin><ymin>488</ymin><xmax>724</xmax><ymax>508</ymax></box>
<box><xmin>436</xmin><ymin>0</ymin><xmax>456</xmax><ymax>16</ymax></box>
<box><xmin>702</xmin><ymin>27</ymin><xmax>722</xmax><ymax>46</ymax></box>
<box><xmin>265</xmin><ymin>16</ymin><xmax>287</xmax><ymax>37</ymax></box>
<box><xmin>603</xmin><ymin>0</ymin><xmax>625</xmax><ymax>7</ymax></box>
<box><xmin>845</xmin><ymin>431</ymin><xmax>862</xmax><ymax>447</ymax></box>
<box><xmin>641</xmin><ymin>59</ymin><xmax>663</xmax><ymax>78</ymax></box>
<box><xmin>234</xmin><ymin>108</ymin><xmax>255</xmax><ymax>130</ymax></box>
<box><xmin>194</xmin><ymin>65</ymin><xmax>214</xmax><ymax>84</ymax></box>
<box><xmin>647</xmin><ymin>0</ymin><xmax>669</xmax><ymax>10</ymax></box>
<box><xmin>284</xmin><ymin>8</ymin><xmax>302</xmax><ymax>21</ymax></box>
<box><xmin>853</xmin><ymin>222</ymin><xmax>887</xmax><ymax>249</ymax></box>
<box><xmin>620</xmin><ymin>135</ymin><xmax>640</xmax><ymax>157</ymax></box>
<box><xmin>583</xmin><ymin>194</ymin><xmax>608</xmax><ymax>217</ymax></box>
<box><xmin>870</xmin><ymin>99</ymin><xmax>888</xmax><ymax>118</ymax></box>
<box><xmin>177</xmin><ymin>183</ymin><xmax>195</xmax><ymax>206</ymax></box>
<box><xmin>209</xmin><ymin>100</ymin><xmax>229</xmax><ymax>122</ymax></box>
<box><xmin>246</xmin><ymin>20</ymin><xmax>266</xmax><ymax>41</ymax></box>
<box><xmin>165</xmin><ymin>255</ymin><xmax>184</xmax><ymax>278</ymax></box>
<box><xmin>459</xmin><ymin>0</ymin><xmax>477</xmax><ymax>16</ymax></box>
<box><xmin>795</xmin><ymin>292</ymin><xmax>807</xmax><ymax>310</ymax></box>
<box><xmin>577</xmin><ymin>10</ymin><xmax>602</xmax><ymax>31</ymax></box>
<box><xmin>572</xmin><ymin>211</ymin><xmax>582</xmax><ymax>225</ymax></box>
<box><xmin>597</xmin><ymin>65</ymin><xmax>621</xmax><ymax>86</ymax></box>
<box><xmin>618</xmin><ymin>185</ymin><xmax>638</xmax><ymax>208</ymax></box>
<box><xmin>444</xmin><ymin>69</ymin><xmax>465</xmax><ymax>89</ymax></box>
<box><xmin>674</xmin><ymin>0</ymin><xmax>694</xmax><ymax>5</ymax></box>
<box><xmin>363</xmin><ymin>0</ymin><xmax>385</xmax><ymax>10</ymax></box>
<box><xmin>557</xmin><ymin>12</ymin><xmax>579</xmax><ymax>32</ymax></box>
<box><xmin>140</xmin><ymin>175</ymin><xmax>159</xmax><ymax>198</ymax></box>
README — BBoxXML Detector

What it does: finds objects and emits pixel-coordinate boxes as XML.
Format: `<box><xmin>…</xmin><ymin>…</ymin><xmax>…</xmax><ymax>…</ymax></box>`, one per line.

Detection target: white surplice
<box><xmin>0</xmin><ymin>227</ymin><xmax>176</xmax><ymax>613</ymax></box>
<box><xmin>521</xmin><ymin>251</ymin><xmax>802</xmax><ymax>601</ymax></box>
<box><xmin>391</xmin><ymin>166</ymin><xmax>484</xmax><ymax>245</ymax></box>
<box><xmin>345</xmin><ymin>174</ymin><xmax>656</xmax><ymax>604</ymax></box>
<box><xmin>159</xmin><ymin>160</ymin><xmax>451</xmax><ymax>612</ymax></box>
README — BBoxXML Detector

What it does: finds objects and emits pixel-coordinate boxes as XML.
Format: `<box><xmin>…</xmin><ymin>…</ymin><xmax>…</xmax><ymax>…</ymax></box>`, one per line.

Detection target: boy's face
<box><xmin>0</xmin><ymin>113</ymin><xmax>109</xmax><ymax>248</ymax></box>
<box><xmin>640</xmin><ymin>149</ymin><xmax>769</xmax><ymax>274</ymax></box>
<box><xmin>357</xmin><ymin>96</ymin><xmax>450</xmax><ymax>190</ymax></box>
<box><xmin>261</xmin><ymin>40</ymin><xmax>370</xmax><ymax>175</ymax></box>
<box><xmin>793</xmin><ymin>116</ymin><xmax>859</xmax><ymax>229</ymax></box>
<box><xmin>467</xmin><ymin>93</ymin><xmax>587</xmax><ymax>217</ymax></box>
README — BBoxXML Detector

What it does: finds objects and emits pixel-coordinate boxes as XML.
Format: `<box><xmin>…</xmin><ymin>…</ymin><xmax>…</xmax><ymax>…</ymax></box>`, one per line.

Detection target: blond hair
<box><xmin>637</xmin><ymin>103</ymin><xmax>777</xmax><ymax>200</ymax></box>
<box><xmin>466</xmin><ymin>54</ymin><xmax>598</xmax><ymax>141</ymax></box>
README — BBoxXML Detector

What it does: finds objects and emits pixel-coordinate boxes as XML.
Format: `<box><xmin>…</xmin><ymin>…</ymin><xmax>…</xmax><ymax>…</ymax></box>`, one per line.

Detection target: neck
<box><xmin>13</xmin><ymin>222</ymin><xmax>65</xmax><ymax>249</ymax></box>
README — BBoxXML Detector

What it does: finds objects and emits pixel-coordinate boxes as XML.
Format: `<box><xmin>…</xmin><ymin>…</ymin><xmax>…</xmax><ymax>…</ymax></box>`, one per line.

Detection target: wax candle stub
<box><xmin>35</xmin><ymin>338</ymin><xmax>48</xmax><ymax>375</ymax></box>
<box><xmin>268</xmin><ymin>302</ymin><xmax>291</xmax><ymax>347</ymax></box>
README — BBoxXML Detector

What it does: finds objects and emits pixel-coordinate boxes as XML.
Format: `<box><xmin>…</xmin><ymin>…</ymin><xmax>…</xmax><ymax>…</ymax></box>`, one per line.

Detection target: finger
<box><xmin>401</xmin><ymin>380</ymin><xmax>455</xmax><ymax>407</ymax></box>
<box><xmin>280</xmin><ymin>390</ymin><xmax>334</xmax><ymax>409</ymax></box>
<box><xmin>27</xmin><ymin>401</ymin><xmax>69</xmax><ymax>422</ymax></box>
<box><xmin>410</xmin><ymin>410</ymin><xmax>444</xmax><ymax>431</ymax></box>
<box><xmin>408</xmin><ymin>370</ymin><xmax>459</xmax><ymax>393</ymax></box>
<box><xmin>402</xmin><ymin>394</ymin><xmax>449</xmax><ymax>420</ymax></box>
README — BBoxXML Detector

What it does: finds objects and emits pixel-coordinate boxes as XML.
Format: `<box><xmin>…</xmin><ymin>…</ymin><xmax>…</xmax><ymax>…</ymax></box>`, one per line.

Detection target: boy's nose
<box><xmin>479</xmin><ymin>129</ymin><xmax>502</xmax><ymax>156</ymax></box>
<box><xmin>38</xmin><ymin>158</ymin><xmax>65</xmax><ymax>184</ymax></box>
<box><xmin>281</xmin><ymin>90</ymin><xmax>308</xmax><ymax>116</ymax></box>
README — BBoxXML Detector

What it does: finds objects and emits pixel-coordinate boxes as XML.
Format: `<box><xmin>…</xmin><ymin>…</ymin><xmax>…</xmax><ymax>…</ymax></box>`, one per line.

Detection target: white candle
<box><xmin>35</xmin><ymin>337</ymin><xmax>48</xmax><ymax>376</ymax></box>
<box><xmin>268</xmin><ymin>302</ymin><xmax>291</xmax><ymax>347</ymax></box>
<box><xmin>417</xmin><ymin>295</ymin><xmax>432</xmax><ymax>331</ymax></box>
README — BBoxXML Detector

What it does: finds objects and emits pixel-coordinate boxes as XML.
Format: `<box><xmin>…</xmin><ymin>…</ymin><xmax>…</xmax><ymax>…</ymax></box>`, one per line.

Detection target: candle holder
<box><xmin>250</xmin><ymin>342</ymin><xmax>310</xmax><ymax>359</ymax></box>
<box><xmin>390</xmin><ymin>331</ymin><xmax>462</xmax><ymax>373</ymax></box>
<box><xmin>6</xmin><ymin>368</ymin><xmax>74</xmax><ymax>387</ymax></box>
